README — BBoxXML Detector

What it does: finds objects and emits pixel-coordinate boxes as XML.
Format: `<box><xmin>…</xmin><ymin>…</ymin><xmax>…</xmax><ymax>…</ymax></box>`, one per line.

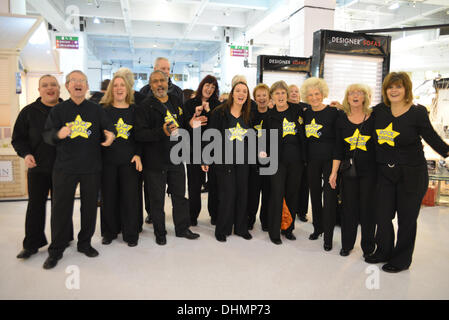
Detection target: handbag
<box><xmin>338</xmin><ymin>115</ymin><xmax>366</xmax><ymax>178</ymax></box>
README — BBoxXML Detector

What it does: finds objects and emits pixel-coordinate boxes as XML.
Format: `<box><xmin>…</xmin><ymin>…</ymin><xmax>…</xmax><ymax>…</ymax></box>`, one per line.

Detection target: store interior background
<box><xmin>2</xmin><ymin>0</ymin><xmax>449</xmax><ymax>200</ymax></box>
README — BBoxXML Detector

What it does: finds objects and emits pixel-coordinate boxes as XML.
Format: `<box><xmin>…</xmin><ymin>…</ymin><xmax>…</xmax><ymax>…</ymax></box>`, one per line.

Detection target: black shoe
<box><xmin>216</xmin><ymin>234</ymin><xmax>226</xmax><ymax>242</ymax></box>
<box><xmin>340</xmin><ymin>248</ymin><xmax>351</xmax><ymax>256</ymax></box>
<box><xmin>77</xmin><ymin>246</ymin><xmax>99</xmax><ymax>258</ymax></box>
<box><xmin>365</xmin><ymin>254</ymin><xmax>388</xmax><ymax>264</ymax></box>
<box><xmin>298</xmin><ymin>214</ymin><xmax>308</xmax><ymax>222</ymax></box>
<box><xmin>324</xmin><ymin>243</ymin><xmax>332</xmax><ymax>251</ymax></box>
<box><xmin>176</xmin><ymin>229</ymin><xmax>200</xmax><ymax>240</ymax></box>
<box><xmin>43</xmin><ymin>254</ymin><xmax>62</xmax><ymax>270</ymax></box>
<box><xmin>363</xmin><ymin>251</ymin><xmax>374</xmax><ymax>259</ymax></box>
<box><xmin>309</xmin><ymin>232</ymin><xmax>322</xmax><ymax>240</ymax></box>
<box><xmin>16</xmin><ymin>248</ymin><xmax>38</xmax><ymax>259</ymax></box>
<box><xmin>201</xmin><ymin>184</ymin><xmax>208</xmax><ymax>193</ymax></box>
<box><xmin>190</xmin><ymin>220</ymin><xmax>198</xmax><ymax>227</ymax></box>
<box><xmin>248</xmin><ymin>224</ymin><xmax>254</xmax><ymax>231</ymax></box>
<box><xmin>270</xmin><ymin>238</ymin><xmax>282</xmax><ymax>245</ymax></box>
<box><xmin>156</xmin><ymin>235</ymin><xmax>167</xmax><ymax>246</ymax></box>
<box><xmin>238</xmin><ymin>232</ymin><xmax>252</xmax><ymax>240</ymax></box>
<box><xmin>284</xmin><ymin>232</ymin><xmax>296</xmax><ymax>240</ymax></box>
<box><xmin>382</xmin><ymin>263</ymin><xmax>409</xmax><ymax>273</ymax></box>
<box><xmin>102</xmin><ymin>237</ymin><xmax>113</xmax><ymax>245</ymax></box>
<box><xmin>262</xmin><ymin>226</ymin><xmax>268</xmax><ymax>232</ymax></box>
<box><xmin>127</xmin><ymin>241</ymin><xmax>138</xmax><ymax>247</ymax></box>
<box><xmin>145</xmin><ymin>215</ymin><xmax>153</xmax><ymax>224</ymax></box>
<box><xmin>211</xmin><ymin>218</ymin><xmax>216</xmax><ymax>226</ymax></box>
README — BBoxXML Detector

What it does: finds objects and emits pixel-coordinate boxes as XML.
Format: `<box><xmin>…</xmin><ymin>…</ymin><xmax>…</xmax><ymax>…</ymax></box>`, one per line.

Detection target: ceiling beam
<box><xmin>26</xmin><ymin>0</ymin><xmax>74</xmax><ymax>32</ymax></box>
<box><xmin>119</xmin><ymin>0</ymin><xmax>134</xmax><ymax>54</ymax></box>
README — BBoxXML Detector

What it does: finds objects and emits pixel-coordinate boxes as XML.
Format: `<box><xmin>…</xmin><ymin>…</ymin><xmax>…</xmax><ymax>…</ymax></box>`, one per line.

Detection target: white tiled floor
<box><xmin>1</xmin><ymin>194</ymin><xmax>449</xmax><ymax>300</ymax></box>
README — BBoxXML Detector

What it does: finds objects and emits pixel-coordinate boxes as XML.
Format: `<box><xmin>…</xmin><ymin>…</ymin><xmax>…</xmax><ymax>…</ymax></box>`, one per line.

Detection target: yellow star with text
<box><xmin>376</xmin><ymin>122</ymin><xmax>400</xmax><ymax>147</ymax></box>
<box><xmin>254</xmin><ymin>120</ymin><xmax>263</xmax><ymax>138</ymax></box>
<box><xmin>66</xmin><ymin>114</ymin><xmax>91</xmax><ymax>139</ymax></box>
<box><xmin>305</xmin><ymin>118</ymin><xmax>323</xmax><ymax>138</ymax></box>
<box><xmin>115</xmin><ymin>118</ymin><xmax>133</xmax><ymax>140</ymax></box>
<box><xmin>344</xmin><ymin>128</ymin><xmax>371</xmax><ymax>151</ymax></box>
<box><xmin>228</xmin><ymin>122</ymin><xmax>247</xmax><ymax>141</ymax></box>
<box><xmin>282</xmin><ymin>118</ymin><xmax>296</xmax><ymax>138</ymax></box>
<box><xmin>164</xmin><ymin>110</ymin><xmax>179</xmax><ymax>127</ymax></box>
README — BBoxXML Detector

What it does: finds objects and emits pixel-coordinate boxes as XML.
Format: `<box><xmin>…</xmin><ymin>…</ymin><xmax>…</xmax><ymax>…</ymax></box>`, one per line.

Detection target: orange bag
<box><xmin>281</xmin><ymin>198</ymin><xmax>293</xmax><ymax>230</ymax></box>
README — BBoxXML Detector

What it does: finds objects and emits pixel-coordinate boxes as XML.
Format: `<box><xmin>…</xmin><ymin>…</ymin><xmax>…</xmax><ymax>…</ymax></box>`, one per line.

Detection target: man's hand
<box><xmin>101</xmin><ymin>130</ymin><xmax>115</xmax><ymax>146</ymax></box>
<box><xmin>57</xmin><ymin>124</ymin><xmax>72</xmax><ymax>139</ymax></box>
<box><xmin>163</xmin><ymin>121</ymin><xmax>178</xmax><ymax>136</ymax></box>
<box><xmin>201</xmin><ymin>165</ymin><xmax>209</xmax><ymax>172</ymax></box>
<box><xmin>131</xmin><ymin>155</ymin><xmax>143</xmax><ymax>172</ymax></box>
<box><xmin>24</xmin><ymin>154</ymin><xmax>37</xmax><ymax>168</ymax></box>
<box><xmin>189</xmin><ymin>115</ymin><xmax>208</xmax><ymax>129</ymax></box>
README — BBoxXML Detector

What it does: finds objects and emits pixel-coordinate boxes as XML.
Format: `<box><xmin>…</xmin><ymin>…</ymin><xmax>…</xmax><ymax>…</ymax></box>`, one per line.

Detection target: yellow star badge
<box><xmin>178</xmin><ymin>107</ymin><xmax>183</xmax><ymax>116</ymax></box>
<box><xmin>228</xmin><ymin>122</ymin><xmax>247</xmax><ymax>141</ymax></box>
<box><xmin>376</xmin><ymin>122</ymin><xmax>400</xmax><ymax>147</ymax></box>
<box><xmin>344</xmin><ymin>129</ymin><xmax>371</xmax><ymax>151</ymax></box>
<box><xmin>282</xmin><ymin>118</ymin><xmax>296</xmax><ymax>138</ymax></box>
<box><xmin>164</xmin><ymin>110</ymin><xmax>179</xmax><ymax>127</ymax></box>
<box><xmin>254</xmin><ymin>120</ymin><xmax>263</xmax><ymax>138</ymax></box>
<box><xmin>115</xmin><ymin>118</ymin><xmax>133</xmax><ymax>140</ymax></box>
<box><xmin>305</xmin><ymin>118</ymin><xmax>323</xmax><ymax>138</ymax></box>
<box><xmin>66</xmin><ymin>114</ymin><xmax>92</xmax><ymax>139</ymax></box>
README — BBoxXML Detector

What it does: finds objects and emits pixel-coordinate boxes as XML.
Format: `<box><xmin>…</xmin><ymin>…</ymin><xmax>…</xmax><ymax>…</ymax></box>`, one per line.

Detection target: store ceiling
<box><xmin>24</xmin><ymin>0</ymin><xmax>449</xmax><ymax>69</ymax></box>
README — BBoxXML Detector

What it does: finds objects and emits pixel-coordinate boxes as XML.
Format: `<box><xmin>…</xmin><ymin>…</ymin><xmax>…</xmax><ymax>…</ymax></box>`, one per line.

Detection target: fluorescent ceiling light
<box><xmin>388</xmin><ymin>2</ymin><xmax>400</xmax><ymax>10</ymax></box>
<box><xmin>93</xmin><ymin>17</ymin><xmax>100</xmax><ymax>24</ymax></box>
<box><xmin>212</xmin><ymin>26</ymin><xmax>218</xmax><ymax>31</ymax></box>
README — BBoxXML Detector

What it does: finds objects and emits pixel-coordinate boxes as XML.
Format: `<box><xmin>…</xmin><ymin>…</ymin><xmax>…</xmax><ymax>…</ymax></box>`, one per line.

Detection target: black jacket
<box><xmin>134</xmin><ymin>94</ymin><xmax>187</xmax><ymax>170</ymax></box>
<box><xmin>139</xmin><ymin>78</ymin><xmax>183</xmax><ymax>103</ymax></box>
<box><xmin>11</xmin><ymin>97</ymin><xmax>61</xmax><ymax>173</ymax></box>
<box><xmin>43</xmin><ymin>98</ymin><xmax>115</xmax><ymax>174</ymax></box>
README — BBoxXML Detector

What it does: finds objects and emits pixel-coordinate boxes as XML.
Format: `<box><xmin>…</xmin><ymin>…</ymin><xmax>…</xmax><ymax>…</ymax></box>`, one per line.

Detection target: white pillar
<box><xmin>289</xmin><ymin>0</ymin><xmax>335</xmax><ymax>57</ymax></box>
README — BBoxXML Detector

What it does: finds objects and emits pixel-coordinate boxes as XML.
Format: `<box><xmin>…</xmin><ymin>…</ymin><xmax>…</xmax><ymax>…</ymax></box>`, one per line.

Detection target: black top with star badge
<box><xmin>102</xmin><ymin>104</ymin><xmax>142</xmax><ymax>165</ymax></box>
<box><xmin>43</xmin><ymin>98</ymin><xmax>115</xmax><ymax>174</ymax></box>
<box><xmin>334</xmin><ymin>110</ymin><xmax>376</xmax><ymax>174</ymax></box>
<box><xmin>304</xmin><ymin>105</ymin><xmax>339</xmax><ymax>161</ymax></box>
<box><xmin>373</xmin><ymin>103</ymin><xmax>449</xmax><ymax>166</ymax></box>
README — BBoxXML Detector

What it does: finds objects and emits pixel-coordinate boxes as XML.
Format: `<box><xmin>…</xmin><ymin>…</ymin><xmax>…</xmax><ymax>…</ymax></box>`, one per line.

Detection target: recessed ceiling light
<box><xmin>212</xmin><ymin>26</ymin><xmax>218</xmax><ymax>31</ymax></box>
<box><xmin>93</xmin><ymin>17</ymin><xmax>100</xmax><ymax>24</ymax></box>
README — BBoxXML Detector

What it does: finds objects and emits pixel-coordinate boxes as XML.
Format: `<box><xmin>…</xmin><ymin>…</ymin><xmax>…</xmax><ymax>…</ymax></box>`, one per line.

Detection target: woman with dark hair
<box><xmin>262</xmin><ymin>81</ymin><xmax>307</xmax><ymax>245</ymax></box>
<box><xmin>184</xmin><ymin>75</ymin><xmax>221</xmax><ymax>226</ymax></box>
<box><xmin>201</xmin><ymin>81</ymin><xmax>253</xmax><ymax>242</ymax></box>
<box><xmin>99</xmin><ymin>74</ymin><xmax>143</xmax><ymax>247</ymax></box>
<box><xmin>365</xmin><ymin>72</ymin><xmax>449</xmax><ymax>273</ymax></box>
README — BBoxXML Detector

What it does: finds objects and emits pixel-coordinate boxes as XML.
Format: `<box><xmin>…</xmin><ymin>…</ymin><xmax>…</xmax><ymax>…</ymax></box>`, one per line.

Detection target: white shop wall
<box><xmin>262</xmin><ymin>71</ymin><xmax>308</xmax><ymax>89</ymax></box>
<box><xmin>323</xmin><ymin>53</ymin><xmax>384</xmax><ymax>106</ymax></box>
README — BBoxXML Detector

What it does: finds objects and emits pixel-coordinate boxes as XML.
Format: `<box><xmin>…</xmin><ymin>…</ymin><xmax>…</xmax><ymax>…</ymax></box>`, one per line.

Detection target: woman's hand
<box><xmin>330</xmin><ymin>101</ymin><xmax>343</xmax><ymax>109</ymax></box>
<box><xmin>101</xmin><ymin>130</ymin><xmax>116</xmax><ymax>146</ymax></box>
<box><xmin>189</xmin><ymin>115</ymin><xmax>208</xmax><ymax>128</ymax></box>
<box><xmin>201</xmin><ymin>165</ymin><xmax>209</xmax><ymax>172</ymax></box>
<box><xmin>329</xmin><ymin>171</ymin><xmax>338</xmax><ymax>189</ymax></box>
<box><xmin>131</xmin><ymin>155</ymin><xmax>143</xmax><ymax>172</ymax></box>
<box><xmin>24</xmin><ymin>154</ymin><xmax>37</xmax><ymax>168</ymax></box>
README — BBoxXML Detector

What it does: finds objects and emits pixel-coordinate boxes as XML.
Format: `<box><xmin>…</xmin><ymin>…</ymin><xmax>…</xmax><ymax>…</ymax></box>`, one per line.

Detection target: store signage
<box><xmin>0</xmin><ymin>161</ymin><xmax>13</xmax><ymax>182</ymax></box>
<box><xmin>56</xmin><ymin>36</ymin><xmax>79</xmax><ymax>49</ymax></box>
<box><xmin>230</xmin><ymin>45</ymin><xmax>249</xmax><ymax>57</ymax></box>
<box><xmin>323</xmin><ymin>30</ymin><xmax>390</xmax><ymax>56</ymax></box>
<box><xmin>260</xmin><ymin>55</ymin><xmax>311</xmax><ymax>72</ymax></box>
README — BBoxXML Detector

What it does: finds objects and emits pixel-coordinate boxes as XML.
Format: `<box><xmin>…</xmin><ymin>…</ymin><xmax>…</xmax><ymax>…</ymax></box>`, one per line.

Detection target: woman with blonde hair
<box><xmin>366</xmin><ymin>72</ymin><xmax>449</xmax><ymax>272</ymax></box>
<box><xmin>329</xmin><ymin>84</ymin><xmax>376</xmax><ymax>257</ymax></box>
<box><xmin>301</xmin><ymin>77</ymin><xmax>339</xmax><ymax>251</ymax></box>
<box><xmin>99</xmin><ymin>74</ymin><xmax>143</xmax><ymax>247</ymax></box>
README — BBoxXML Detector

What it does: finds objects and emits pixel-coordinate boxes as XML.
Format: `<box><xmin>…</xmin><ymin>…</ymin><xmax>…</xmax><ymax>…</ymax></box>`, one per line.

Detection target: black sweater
<box><xmin>11</xmin><ymin>97</ymin><xmax>61</xmax><ymax>173</ymax></box>
<box><xmin>304</xmin><ymin>105</ymin><xmax>339</xmax><ymax>161</ymax></box>
<box><xmin>262</xmin><ymin>103</ymin><xmax>307</xmax><ymax>164</ymax></box>
<box><xmin>102</xmin><ymin>104</ymin><xmax>141</xmax><ymax>165</ymax></box>
<box><xmin>373</xmin><ymin>103</ymin><xmax>449</xmax><ymax>166</ymax></box>
<box><xmin>134</xmin><ymin>94</ymin><xmax>187</xmax><ymax>169</ymax></box>
<box><xmin>334</xmin><ymin>110</ymin><xmax>376</xmax><ymax>174</ymax></box>
<box><xmin>43</xmin><ymin>98</ymin><xmax>115</xmax><ymax>174</ymax></box>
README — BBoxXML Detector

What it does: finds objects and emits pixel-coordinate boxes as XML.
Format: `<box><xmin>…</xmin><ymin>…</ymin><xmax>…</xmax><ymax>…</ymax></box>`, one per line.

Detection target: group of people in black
<box><xmin>12</xmin><ymin>55</ymin><xmax>449</xmax><ymax>273</ymax></box>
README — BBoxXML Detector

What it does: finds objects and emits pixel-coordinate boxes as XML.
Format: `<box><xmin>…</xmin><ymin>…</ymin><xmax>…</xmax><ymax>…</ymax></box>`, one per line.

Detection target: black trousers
<box><xmin>144</xmin><ymin>165</ymin><xmax>190</xmax><ymax>237</ymax></box>
<box><xmin>48</xmin><ymin>170</ymin><xmax>100</xmax><ymax>257</ymax></box>
<box><xmin>340</xmin><ymin>171</ymin><xmax>376</xmax><ymax>255</ymax></box>
<box><xmin>143</xmin><ymin>176</ymin><xmax>151</xmax><ymax>218</ymax></box>
<box><xmin>308</xmin><ymin>158</ymin><xmax>337</xmax><ymax>246</ymax></box>
<box><xmin>215</xmin><ymin>165</ymin><xmax>249</xmax><ymax>237</ymax></box>
<box><xmin>374</xmin><ymin>164</ymin><xmax>428</xmax><ymax>269</ymax></box>
<box><xmin>101</xmin><ymin>163</ymin><xmax>141</xmax><ymax>243</ymax></box>
<box><xmin>298</xmin><ymin>164</ymin><xmax>309</xmax><ymax>216</ymax></box>
<box><xmin>268</xmin><ymin>161</ymin><xmax>303</xmax><ymax>240</ymax></box>
<box><xmin>187</xmin><ymin>164</ymin><xmax>204</xmax><ymax>224</ymax></box>
<box><xmin>207</xmin><ymin>166</ymin><xmax>219</xmax><ymax>222</ymax></box>
<box><xmin>247</xmin><ymin>165</ymin><xmax>269</xmax><ymax>229</ymax></box>
<box><xmin>23</xmin><ymin>171</ymin><xmax>69</xmax><ymax>250</ymax></box>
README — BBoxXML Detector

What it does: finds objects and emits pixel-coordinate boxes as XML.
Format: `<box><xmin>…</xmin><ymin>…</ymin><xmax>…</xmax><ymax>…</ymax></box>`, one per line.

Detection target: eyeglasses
<box><xmin>348</xmin><ymin>91</ymin><xmax>364</xmax><ymax>96</ymax></box>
